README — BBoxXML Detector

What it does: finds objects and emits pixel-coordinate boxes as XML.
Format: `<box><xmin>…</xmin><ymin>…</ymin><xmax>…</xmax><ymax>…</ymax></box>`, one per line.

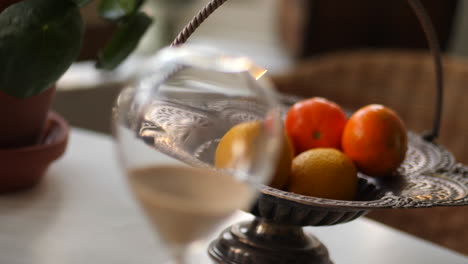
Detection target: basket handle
<box><xmin>171</xmin><ymin>0</ymin><xmax>443</xmax><ymax>142</ymax></box>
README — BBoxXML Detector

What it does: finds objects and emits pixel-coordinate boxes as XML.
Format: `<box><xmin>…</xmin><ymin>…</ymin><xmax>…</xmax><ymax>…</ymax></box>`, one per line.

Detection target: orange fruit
<box><xmin>285</xmin><ymin>97</ymin><xmax>347</xmax><ymax>154</ymax></box>
<box><xmin>288</xmin><ymin>148</ymin><xmax>357</xmax><ymax>200</ymax></box>
<box><xmin>342</xmin><ymin>104</ymin><xmax>408</xmax><ymax>177</ymax></box>
<box><xmin>215</xmin><ymin>121</ymin><xmax>294</xmax><ymax>189</ymax></box>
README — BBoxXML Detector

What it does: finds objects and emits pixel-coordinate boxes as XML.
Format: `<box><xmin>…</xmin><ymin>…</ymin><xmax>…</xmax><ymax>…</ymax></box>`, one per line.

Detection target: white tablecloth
<box><xmin>0</xmin><ymin>128</ymin><xmax>466</xmax><ymax>264</ymax></box>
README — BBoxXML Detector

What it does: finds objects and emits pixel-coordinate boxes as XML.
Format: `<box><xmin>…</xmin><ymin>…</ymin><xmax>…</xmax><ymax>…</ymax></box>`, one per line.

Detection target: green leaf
<box><xmin>96</xmin><ymin>12</ymin><xmax>152</xmax><ymax>70</ymax></box>
<box><xmin>98</xmin><ymin>0</ymin><xmax>144</xmax><ymax>21</ymax></box>
<box><xmin>0</xmin><ymin>0</ymin><xmax>84</xmax><ymax>98</ymax></box>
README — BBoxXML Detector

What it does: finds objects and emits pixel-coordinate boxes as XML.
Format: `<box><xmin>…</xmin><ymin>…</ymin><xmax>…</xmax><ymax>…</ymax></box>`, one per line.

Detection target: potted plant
<box><xmin>0</xmin><ymin>0</ymin><xmax>152</xmax><ymax>192</ymax></box>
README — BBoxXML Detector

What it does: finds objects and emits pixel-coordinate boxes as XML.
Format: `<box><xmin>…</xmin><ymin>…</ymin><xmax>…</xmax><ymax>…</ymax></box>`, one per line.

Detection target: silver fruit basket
<box><xmin>130</xmin><ymin>0</ymin><xmax>468</xmax><ymax>263</ymax></box>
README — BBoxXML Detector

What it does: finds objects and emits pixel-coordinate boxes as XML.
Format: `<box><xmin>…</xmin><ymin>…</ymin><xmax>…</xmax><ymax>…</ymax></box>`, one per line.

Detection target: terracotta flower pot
<box><xmin>0</xmin><ymin>1</ymin><xmax>70</xmax><ymax>193</ymax></box>
<box><xmin>0</xmin><ymin>86</ymin><xmax>68</xmax><ymax>193</ymax></box>
<box><xmin>0</xmin><ymin>87</ymin><xmax>55</xmax><ymax>148</ymax></box>
<box><xmin>0</xmin><ymin>111</ymin><xmax>69</xmax><ymax>193</ymax></box>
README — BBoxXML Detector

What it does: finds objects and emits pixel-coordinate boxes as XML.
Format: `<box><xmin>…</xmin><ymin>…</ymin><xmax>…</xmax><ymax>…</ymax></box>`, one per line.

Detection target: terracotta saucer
<box><xmin>0</xmin><ymin>112</ymin><xmax>69</xmax><ymax>193</ymax></box>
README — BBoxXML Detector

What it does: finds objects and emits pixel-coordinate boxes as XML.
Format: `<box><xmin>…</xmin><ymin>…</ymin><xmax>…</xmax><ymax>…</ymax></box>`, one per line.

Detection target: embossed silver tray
<box><xmin>137</xmin><ymin>95</ymin><xmax>467</xmax><ymax>213</ymax></box>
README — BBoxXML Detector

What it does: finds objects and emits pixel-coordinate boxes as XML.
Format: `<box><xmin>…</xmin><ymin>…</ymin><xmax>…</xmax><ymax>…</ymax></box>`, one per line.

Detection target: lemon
<box><xmin>215</xmin><ymin>121</ymin><xmax>293</xmax><ymax>189</ymax></box>
<box><xmin>289</xmin><ymin>148</ymin><xmax>357</xmax><ymax>200</ymax></box>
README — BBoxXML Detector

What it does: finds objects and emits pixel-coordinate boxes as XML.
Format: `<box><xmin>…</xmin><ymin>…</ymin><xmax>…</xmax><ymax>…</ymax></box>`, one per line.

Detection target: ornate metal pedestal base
<box><xmin>208</xmin><ymin>220</ymin><xmax>333</xmax><ymax>264</ymax></box>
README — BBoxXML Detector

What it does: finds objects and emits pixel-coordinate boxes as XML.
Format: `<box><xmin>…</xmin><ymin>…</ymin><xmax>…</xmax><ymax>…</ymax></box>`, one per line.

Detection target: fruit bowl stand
<box><xmin>131</xmin><ymin>0</ymin><xmax>468</xmax><ymax>263</ymax></box>
<box><xmin>208</xmin><ymin>108</ymin><xmax>467</xmax><ymax>264</ymax></box>
<box><xmin>135</xmin><ymin>94</ymin><xmax>467</xmax><ymax>264</ymax></box>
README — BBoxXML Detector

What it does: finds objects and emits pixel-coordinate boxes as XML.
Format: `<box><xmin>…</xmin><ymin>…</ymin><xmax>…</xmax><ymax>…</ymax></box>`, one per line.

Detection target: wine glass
<box><xmin>113</xmin><ymin>45</ymin><xmax>283</xmax><ymax>263</ymax></box>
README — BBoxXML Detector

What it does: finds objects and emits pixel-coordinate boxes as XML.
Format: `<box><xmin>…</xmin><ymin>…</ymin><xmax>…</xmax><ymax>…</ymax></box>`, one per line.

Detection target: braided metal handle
<box><xmin>172</xmin><ymin>0</ymin><xmax>444</xmax><ymax>142</ymax></box>
<box><xmin>171</xmin><ymin>0</ymin><xmax>228</xmax><ymax>46</ymax></box>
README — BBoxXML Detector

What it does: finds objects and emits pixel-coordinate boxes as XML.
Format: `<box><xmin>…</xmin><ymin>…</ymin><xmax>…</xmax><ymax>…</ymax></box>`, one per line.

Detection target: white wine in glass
<box><xmin>113</xmin><ymin>46</ymin><xmax>283</xmax><ymax>263</ymax></box>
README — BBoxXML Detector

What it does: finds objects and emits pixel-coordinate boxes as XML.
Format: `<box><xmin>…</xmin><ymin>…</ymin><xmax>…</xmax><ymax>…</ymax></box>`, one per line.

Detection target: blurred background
<box><xmin>53</xmin><ymin>0</ymin><xmax>467</xmax><ymax>255</ymax></box>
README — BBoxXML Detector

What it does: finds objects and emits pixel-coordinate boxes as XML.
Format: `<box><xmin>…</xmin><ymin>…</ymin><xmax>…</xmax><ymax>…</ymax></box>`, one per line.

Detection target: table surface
<box><xmin>0</xmin><ymin>128</ymin><xmax>466</xmax><ymax>264</ymax></box>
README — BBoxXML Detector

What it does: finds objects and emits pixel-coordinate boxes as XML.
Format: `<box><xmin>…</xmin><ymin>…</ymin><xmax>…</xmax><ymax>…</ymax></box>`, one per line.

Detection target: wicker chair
<box><xmin>271</xmin><ymin>50</ymin><xmax>468</xmax><ymax>164</ymax></box>
<box><xmin>271</xmin><ymin>50</ymin><xmax>468</xmax><ymax>254</ymax></box>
